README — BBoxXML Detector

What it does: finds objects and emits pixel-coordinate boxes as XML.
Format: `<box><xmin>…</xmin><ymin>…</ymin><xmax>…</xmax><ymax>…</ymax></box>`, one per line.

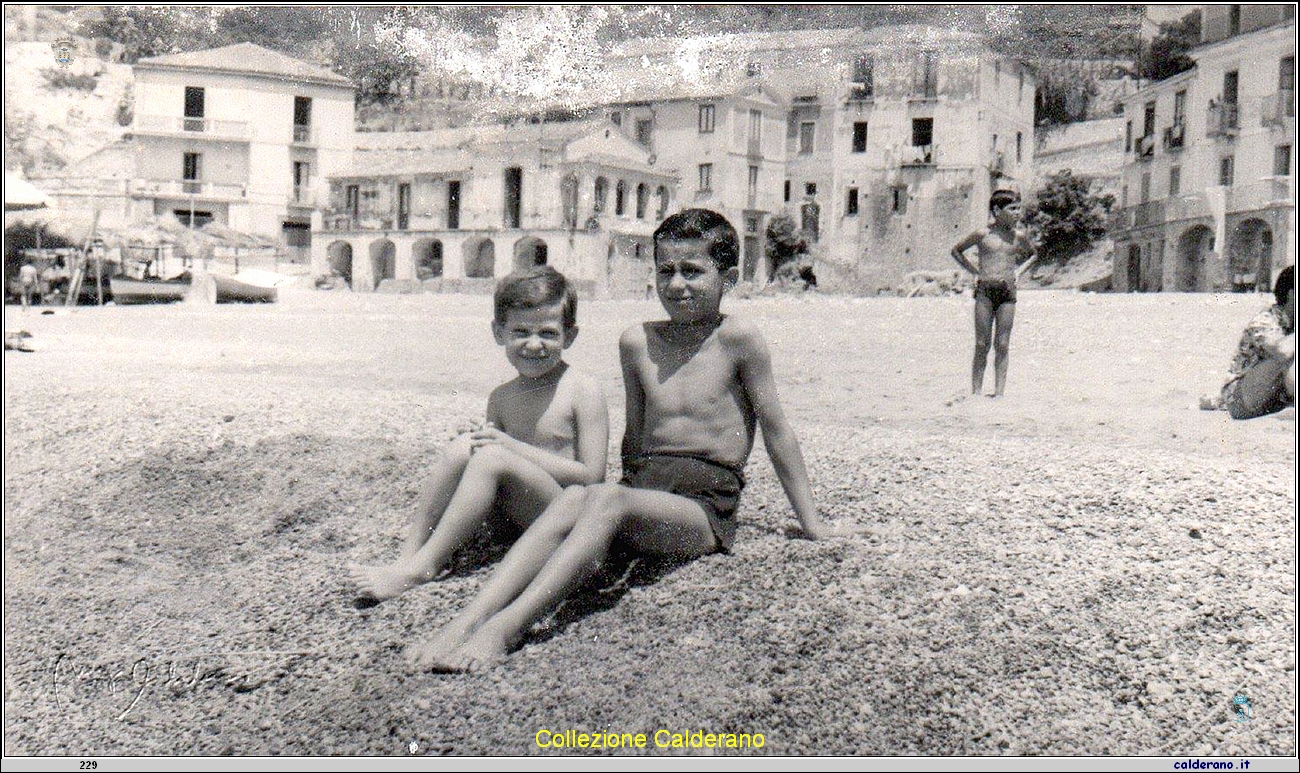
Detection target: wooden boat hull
<box><xmin>109</xmin><ymin>276</ymin><xmax>188</xmax><ymax>304</ymax></box>
<box><xmin>208</xmin><ymin>273</ymin><xmax>277</xmax><ymax>303</ymax></box>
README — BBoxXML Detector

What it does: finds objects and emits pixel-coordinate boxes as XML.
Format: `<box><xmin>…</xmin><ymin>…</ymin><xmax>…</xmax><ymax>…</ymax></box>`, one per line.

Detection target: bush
<box><xmin>1023</xmin><ymin>170</ymin><xmax>1115</xmax><ymax>264</ymax></box>
<box><xmin>42</xmin><ymin>69</ymin><xmax>99</xmax><ymax>92</ymax></box>
<box><xmin>764</xmin><ymin>214</ymin><xmax>807</xmax><ymax>272</ymax></box>
<box><xmin>1135</xmin><ymin>11</ymin><xmax>1200</xmax><ymax>82</ymax></box>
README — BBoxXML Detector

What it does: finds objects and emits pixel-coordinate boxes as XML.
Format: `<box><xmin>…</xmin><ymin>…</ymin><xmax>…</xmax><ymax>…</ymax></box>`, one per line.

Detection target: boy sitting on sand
<box><xmin>949</xmin><ymin>189</ymin><xmax>1038</xmax><ymax>397</ymax></box>
<box><xmin>410</xmin><ymin>208</ymin><xmax>865</xmax><ymax>672</ymax></box>
<box><xmin>1219</xmin><ymin>264</ymin><xmax>1295</xmax><ymax>419</ymax></box>
<box><xmin>350</xmin><ymin>266</ymin><xmax>608</xmax><ymax>602</ymax></box>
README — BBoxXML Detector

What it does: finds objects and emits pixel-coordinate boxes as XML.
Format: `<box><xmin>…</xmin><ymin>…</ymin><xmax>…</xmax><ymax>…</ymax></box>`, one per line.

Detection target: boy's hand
<box><xmin>798</xmin><ymin>519</ymin><xmax>872</xmax><ymax>541</ymax></box>
<box><xmin>469</xmin><ymin>423</ymin><xmax>519</xmax><ymax>452</ymax></box>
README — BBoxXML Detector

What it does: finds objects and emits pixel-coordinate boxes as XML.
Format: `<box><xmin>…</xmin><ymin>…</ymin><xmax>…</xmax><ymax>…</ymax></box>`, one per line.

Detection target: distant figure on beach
<box><xmin>18</xmin><ymin>261</ymin><xmax>38</xmax><ymax>309</ymax></box>
<box><xmin>949</xmin><ymin>189</ymin><xmax>1038</xmax><ymax>397</ymax></box>
<box><xmin>1218</xmin><ymin>264</ymin><xmax>1295</xmax><ymax>419</ymax></box>
<box><xmin>349</xmin><ymin>266</ymin><xmax>609</xmax><ymax>603</ymax></box>
<box><xmin>410</xmin><ymin>208</ymin><xmax>867</xmax><ymax>672</ymax></box>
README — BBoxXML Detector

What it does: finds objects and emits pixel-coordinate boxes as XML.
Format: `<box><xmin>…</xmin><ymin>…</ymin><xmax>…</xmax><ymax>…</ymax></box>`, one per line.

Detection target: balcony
<box><xmin>1120</xmin><ymin>200</ymin><xmax>1166</xmax><ymax>229</ymax></box>
<box><xmin>289</xmin><ymin>186</ymin><xmax>320</xmax><ymax>207</ymax></box>
<box><xmin>134</xmin><ymin>115</ymin><xmax>251</xmax><ymax>141</ymax></box>
<box><xmin>909</xmin><ymin>84</ymin><xmax>938</xmax><ymax>103</ymax></box>
<box><xmin>846</xmin><ymin>83</ymin><xmax>874</xmax><ymax>103</ymax></box>
<box><xmin>292</xmin><ymin>124</ymin><xmax>316</xmax><ymax>145</ymax></box>
<box><xmin>1206</xmin><ymin>102</ymin><xmax>1239</xmax><ymax>137</ymax></box>
<box><xmin>1134</xmin><ymin>133</ymin><xmax>1156</xmax><ymax>160</ymax></box>
<box><xmin>1261</xmin><ymin>90</ymin><xmax>1295</xmax><ymax>128</ymax></box>
<box><xmin>129</xmin><ymin>178</ymin><xmax>247</xmax><ymax>200</ymax></box>
<box><xmin>901</xmin><ymin>144</ymin><xmax>937</xmax><ymax>167</ymax></box>
<box><xmin>1227</xmin><ymin>177</ymin><xmax>1294</xmax><ymax>213</ymax></box>
<box><xmin>1162</xmin><ymin>123</ymin><xmax>1185</xmax><ymax>151</ymax></box>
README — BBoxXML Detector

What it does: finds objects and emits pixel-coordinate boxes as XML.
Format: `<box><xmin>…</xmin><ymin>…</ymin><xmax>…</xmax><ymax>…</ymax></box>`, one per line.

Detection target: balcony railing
<box><xmin>1207</xmin><ymin>102</ymin><xmax>1239</xmax><ymax>137</ymax></box>
<box><xmin>1135</xmin><ymin>133</ymin><xmax>1156</xmax><ymax>159</ymax></box>
<box><xmin>1227</xmin><ymin>177</ymin><xmax>1294</xmax><ymax>212</ymax></box>
<box><xmin>1261</xmin><ymin>90</ymin><xmax>1295</xmax><ymax>127</ymax></box>
<box><xmin>134</xmin><ymin>115</ymin><xmax>251</xmax><ymax>139</ymax></box>
<box><xmin>130</xmin><ymin>178</ymin><xmax>247</xmax><ymax>199</ymax></box>
<box><xmin>846</xmin><ymin>84</ymin><xmax>874</xmax><ymax>102</ymax></box>
<box><xmin>901</xmin><ymin>143</ymin><xmax>937</xmax><ymax>167</ymax></box>
<box><xmin>1120</xmin><ymin>200</ymin><xmax>1166</xmax><ymax>229</ymax></box>
<box><xmin>1162</xmin><ymin>122</ymin><xmax>1186</xmax><ymax>151</ymax></box>
<box><xmin>292</xmin><ymin>124</ymin><xmax>315</xmax><ymax>144</ymax></box>
<box><xmin>909</xmin><ymin>83</ymin><xmax>938</xmax><ymax>102</ymax></box>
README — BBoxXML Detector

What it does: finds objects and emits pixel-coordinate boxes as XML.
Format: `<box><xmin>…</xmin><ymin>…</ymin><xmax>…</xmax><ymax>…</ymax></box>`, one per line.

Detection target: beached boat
<box><xmin>109</xmin><ymin>275</ymin><xmax>189</xmax><ymax>304</ymax></box>
<box><xmin>204</xmin><ymin>272</ymin><xmax>278</xmax><ymax>303</ymax></box>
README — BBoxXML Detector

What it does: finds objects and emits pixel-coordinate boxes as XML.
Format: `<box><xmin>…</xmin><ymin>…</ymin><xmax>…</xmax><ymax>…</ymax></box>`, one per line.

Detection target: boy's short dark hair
<box><xmin>652</xmin><ymin>208</ymin><xmax>740</xmax><ymax>271</ymax></box>
<box><xmin>990</xmin><ymin>189</ymin><xmax>1021</xmax><ymax>213</ymax></box>
<box><xmin>494</xmin><ymin>265</ymin><xmax>577</xmax><ymax>328</ymax></box>
<box><xmin>1274</xmin><ymin>264</ymin><xmax>1294</xmax><ymax>307</ymax></box>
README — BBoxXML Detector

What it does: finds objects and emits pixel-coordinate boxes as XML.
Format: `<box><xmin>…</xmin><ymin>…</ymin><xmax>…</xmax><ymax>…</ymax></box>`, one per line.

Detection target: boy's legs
<box><xmin>429</xmin><ymin>484</ymin><xmax>717</xmax><ymax>671</ymax></box>
<box><xmin>991</xmin><ymin>301</ymin><xmax>1016</xmax><ymax>397</ymax></box>
<box><xmin>1227</xmin><ymin>356</ymin><xmax>1295</xmax><ymax>419</ymax></box>
<box><xmin>399</xmin><ymin>434</ymin><xmax>474</xmax><ymax>557</ymax></box>
<box><xmin>972</xmin><ymin>293</ymin><xmax>994</xmax><ymax>394</ymax></box>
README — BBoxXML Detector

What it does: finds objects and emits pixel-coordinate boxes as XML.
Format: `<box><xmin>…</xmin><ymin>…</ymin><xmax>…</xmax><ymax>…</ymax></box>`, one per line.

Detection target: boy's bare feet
<box><xmin>437</xmin><ymin>622</ymin><xmax>511</xmax><ymax>673</ymax></box>
<box><xmin>348</xmin><ymin>562</ymin><xmax>424</xmax><ymax>604</ymax></box>
<box><xmin>405</xmin><ymin>618</ymin><xmax>476</xmax><ymax>670</ymax></box>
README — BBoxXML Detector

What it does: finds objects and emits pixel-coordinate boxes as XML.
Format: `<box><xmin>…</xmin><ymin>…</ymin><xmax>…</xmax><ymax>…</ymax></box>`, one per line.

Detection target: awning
<box><xmin>4</xmin><ymin>171</ymin><xmax>52</xmax><ymax>211</ymax></box>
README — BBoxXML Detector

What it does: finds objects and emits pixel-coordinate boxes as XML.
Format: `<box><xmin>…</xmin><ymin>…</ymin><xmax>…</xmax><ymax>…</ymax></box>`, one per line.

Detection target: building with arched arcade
<box><xmin>1112</xmin><ymin>5</ymin><xmax>1294</xmax><ymax>292</ymax></box>
<box><xmin>312</xmin><ymin>120</ymin><xmax>677</xmax><ymax>296</ymax></box>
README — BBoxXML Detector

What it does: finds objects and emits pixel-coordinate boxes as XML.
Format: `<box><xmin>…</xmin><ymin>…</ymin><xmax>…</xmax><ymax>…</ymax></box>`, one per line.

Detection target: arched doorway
<box><xmin>369</xmin><ymin>239</ymin><xmax>395</xmax><ymax>285</ymax></box>
<box><xmin>1228</xmin><ymin>218</ymin><xmax>1273</xmax><ymax>292</ymax></box>
<box><xmin>463</xmin><ymin>238</ymin><xmax>495</xmax><ymax>278</ymax></box>
<box><xmin>414</xmin><ymin>238</ymin><xmax>443</xmax><ymax>279</ymax></box>
<box><xmin>513</xmin><ymin>236</ymin><xmax>548</xmax><ymax>270</ymax></box>
<box><xmin>326</xmin><ymin>240</ymin><xmax>353</xmax><ymax>286</ymax></box>
<box><xmin>1176</xmin><ymin>225</ymin><xmax>1213</xmax><ymax>292</ymax></box>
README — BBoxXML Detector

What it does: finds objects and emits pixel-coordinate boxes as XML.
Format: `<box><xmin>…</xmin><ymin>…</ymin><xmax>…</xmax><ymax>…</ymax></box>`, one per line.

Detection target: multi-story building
<box><xmin>597</xmin><ymin>26</ymin><xmax>1036</xmax><ymax>291</ymax></box>
<box><xmin>129</xmin><ymin>43</ymin><xmax>355</xmax><ymax>258</ymax></box>
<box><xmin>1112</xmin><ymin>5</ymin><xmax>1294</xmax><ymax>292</ymax></box>
<box><xmin>312</xmin><ymin>119</ymin><xmax>678</xmax><ymax>295</ymax></box>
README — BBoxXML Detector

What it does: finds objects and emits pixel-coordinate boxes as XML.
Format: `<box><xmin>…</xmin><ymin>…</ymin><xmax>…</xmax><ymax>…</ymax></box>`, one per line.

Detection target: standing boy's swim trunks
<box><xmin>621</xmin><ymin>453</ymin><xmax>746</xmax><ymax>552</ymax></box>
<box><xmin>975</xmin><ymin>278</ymin><xmax>1017</xmax><ymax>311</ymax></box>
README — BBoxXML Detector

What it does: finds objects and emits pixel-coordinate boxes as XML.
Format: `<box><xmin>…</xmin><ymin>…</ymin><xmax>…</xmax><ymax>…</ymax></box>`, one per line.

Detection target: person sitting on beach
<box><xmin>410</xmin><ymin>208</ymin><xmax>867</xmax><ymax>672</ymax></box>
<box><xmin>349</xmin><ymin>265</ymin><xmax>609</xmax><ymax>602</ymax></box>
<box><xmin>949</xmin><ymin>189</ymin><xmax>1038</xmax><ymax>398</ymax></box>
<box><xmin>1219</xmin><ymin>264</ymin><xmax>1295</xmax><ymax>419</ymax></box>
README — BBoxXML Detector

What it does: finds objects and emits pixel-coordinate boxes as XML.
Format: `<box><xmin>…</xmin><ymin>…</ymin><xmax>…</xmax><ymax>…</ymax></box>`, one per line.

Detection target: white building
<box><xmin>1112</xmin><ymin>4</ymin><xmax>1294</xmax><ymax>292</ymax></box>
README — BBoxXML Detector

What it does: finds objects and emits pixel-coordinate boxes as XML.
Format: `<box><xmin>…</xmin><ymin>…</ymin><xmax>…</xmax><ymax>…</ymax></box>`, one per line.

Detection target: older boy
<box><xmin>1221</xmin><ymin>265</ymin><xmax>1295</xmax><ymax>419</ymax></box>
<box><xmin>349</xmin><ymin>266</ymin><xmax>608</xmax><ymax>602</ymax></box>
<box><xmin>411</xmin><ymin>209</ymin><xmax>864</xmax><ymax>671</ymax></box>
<box><xmin>950</xmin><ymin>189</ymin><xmax>1038</xmax><ymax>397</ymax></box>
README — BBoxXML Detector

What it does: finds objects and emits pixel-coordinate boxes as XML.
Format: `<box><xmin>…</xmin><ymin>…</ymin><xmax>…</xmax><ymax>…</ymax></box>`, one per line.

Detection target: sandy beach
<box><xmin>3</xmin><ymin>288</ymin><xmax>1294</xmax><ymax>755</ymax></box>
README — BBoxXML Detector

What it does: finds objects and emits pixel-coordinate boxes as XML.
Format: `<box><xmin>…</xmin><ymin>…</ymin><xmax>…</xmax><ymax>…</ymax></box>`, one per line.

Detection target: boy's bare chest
<box><xmin>497</xmin><ymin>385</ymin><xmax>575</xmax><ymax>449</ymax></box>
<box><xmin>637</xmin><ymin>340</ymin><xmax>737</xmax><ymax>412</ymax></box>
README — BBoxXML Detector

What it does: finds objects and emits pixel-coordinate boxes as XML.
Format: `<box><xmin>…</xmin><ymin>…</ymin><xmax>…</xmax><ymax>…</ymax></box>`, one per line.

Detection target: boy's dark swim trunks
<box><xmin>621</xmin><ymin>453</ymin><xmax>746</xmax><ymax>552</ymax></box>
<box><xmin>975</xmin><ymin>278</ymin><xmax>1017</xmax><ymax>311</ymax></box>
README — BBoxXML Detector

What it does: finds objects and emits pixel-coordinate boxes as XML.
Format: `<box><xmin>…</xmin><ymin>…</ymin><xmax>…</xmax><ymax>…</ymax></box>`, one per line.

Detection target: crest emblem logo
<box><xmin>51</xmin><ymin>38</ymin><xmax>75</xmax><ymax>67</ymax></box>
<box><xmin>1232</xmin><ymin>694</ymin><xmax>1251</xmax><ymax>722</ymax></box>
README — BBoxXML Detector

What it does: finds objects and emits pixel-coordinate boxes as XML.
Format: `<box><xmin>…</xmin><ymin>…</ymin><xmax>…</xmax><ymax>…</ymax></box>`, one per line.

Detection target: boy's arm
<box><xmin>619</xmin><ymin>327</ymin><xmax>646</xmax><ymax>469</ymax></box>
<box><xmin>733</xmin><ymin>324</ymin><xmax>867</xmax><ymax>541</ymax></box>
<box><xmin>949</xmin><ymin>231</ymin><xmax>983</xmax><ymax>275</ymax></box>
<box><xmin>472</xmin><ymin>381</ymin><xmax>610</xmax><ymax>486</ymax></box>
<box><xmin>1013</xmin><ymin>230</ymin><xmax>1039</xmax><ymax>280</ymax></box>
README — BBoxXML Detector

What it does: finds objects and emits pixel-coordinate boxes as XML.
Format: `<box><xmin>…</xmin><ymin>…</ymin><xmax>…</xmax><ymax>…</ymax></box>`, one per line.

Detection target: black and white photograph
<box><xmin>3</xmin><ymin>3</ymin><xmax>1296</xmax><ymax>761</ymax></box>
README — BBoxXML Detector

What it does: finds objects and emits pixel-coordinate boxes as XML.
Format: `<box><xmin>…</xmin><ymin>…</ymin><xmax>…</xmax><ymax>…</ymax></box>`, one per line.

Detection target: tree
<box><xmin>1023</xmin><ymin>170</ymin><xmax>1116</xmax><ymax>264</ymax></box>
<box><xmin>1135</xmin><ymin>10</ymin><xmax>1200</xmax><ymax>82</ymax></box>
<box><xmin>80</xmin><ymin>7</ymin><xmax>223</xmax><ymax>62</ymax></box>
<box><xmin>1034</xmin><ymin>64</ymin><xmax>1101</xmax><ymax>126</ymax></box>
<box><xmin>765</xmin><ymin>214</ymin><xmax>807</xmax><ymax>270</ymax></box>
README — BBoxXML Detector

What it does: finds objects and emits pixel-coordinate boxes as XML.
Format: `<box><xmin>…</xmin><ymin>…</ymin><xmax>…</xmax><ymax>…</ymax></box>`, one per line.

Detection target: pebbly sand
<box><xmin>2</xmin><ymin>288</ymin><xmax>1294</xmax><ymax>756</ymax></box>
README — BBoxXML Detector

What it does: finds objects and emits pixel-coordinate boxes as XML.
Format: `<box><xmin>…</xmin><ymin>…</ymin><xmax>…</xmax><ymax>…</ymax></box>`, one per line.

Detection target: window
<box><xmin>748</xmin><ymin>165</ymin><xmax>759</xmax><ymax>199</ymax></box>
<box><xmin>799</xmin><ymin>122</ymin><xmax>815</xmax><ymax>155</ymax></box>
<box><xmin>852</xmin><ymin>122</ymin><xmax>868</xmax><ymax>153</ymax></box>
<box><xmin>504</xmin><ymin>167</ymin><xmax>522</xmax><ymax>228</ymax></box>
<box><xmin>593</xmin><ymin>177</ymin><xmax>608</xmax><ymax>213</ymax></box>
<box><xmin>1223</xmin><ymin>71</ymin><xmax>1239</xmax><ymax>106</ymax></box>
<box><xmin>1018</xmin><ymin>69</ymin><xmax>1024</xmax><ymax>103</ymax></box>
<box><xmin>1169</xmin><ymin>165</ymin><xmax>1181</xmax><ymax>196</ymax></box>
<box><xmin>912</xmin><ymin>117</ymin><xmax>933</xmax><ymax>147</ymax></box>
<box><xmin>698</xmin><ymin>104</ymin><xmax>716</xmax><ymax>133</ymax></box>
<box><xmin>182</xmin><ymin>152</ymin><xmax>202</xmax><ymax>194</ymax></box>
<box><xmin>1229</xmin><ymin>4</ymin><xmax>1241</xmax><ymax>36</ymax></box>
<box><xmin>636</xmin><ymin>183</ymin><xmax>648</xmax><ymax>219</ymax></box>
<box><xmin>748</xmin><ymin>109</ymin><xmax>762</xmax><ymax>144</ymax></box>
<box><xmin>1140</xmin><ymin>171</ymin><xmax>1151</xmax><ymax>202</ymax></box>
<box><xmin>783</xmin><ymin>179</ymin><xmax>791</xmax><ymax>202</ymax></box>
<box><xmin>183</xmin><ymin>86</ymin><xmax>205</xmax><ymax>131</ymax></box>
<box><xmin>616</xmin><ymin>179</ymin><xmax>627</xmax><ymax>214</ymax></box>
<box><xmin>396</xmin><ymin>181</ymin><xmax>410</xmax><ymax>229</ymax></box>
<box><xmin>656</xmin><ymin>186</ymin><xmax>669</xmax><ymax>220</ymax></box>
<box><xmin>1143</xmin><ymin>101</ymin><xmax>1156</xmax><ymax>138</ymax></box>
<box><xmin>1276</xmin><ymin>145</ymin><xmax>1293</xmax><ymax>176</ymax></box>
<box><xmin>1016</xmin><ymin>132</ymin><xmax>1023</xmax><ymax>163</ymax></box>
<box><xmin>173</xmin><ymin>209</ymin><xmax>213</xmax><ymax>228</ymax></box>
<box><xmin>1282</xmin><ymin>57</ymin><xmax>1296</xmax><ymax>117</ymax></box>
<box><xmin>636</xmin><ymin>118</ymin><xmax>653</xmax><ymax>147</ymax></box>
<box><xmin>346</xmin><ymin>184</ymin><xmax>359</xmax><ymax>221</ymax></box>
<box><xmin>1219</xmin><ymin>156</ymin><xmax>1235</xmax><ymax>186</ymax></box>
<box><xmin>805</xmin><ymin>182</ymin><xmax>817</xmax><ymax>197</ymax></box>
<box><xmin>293</xmin><ymin>96</ymin><xmax>312</xmax><ymax>141</ymax></box>
<box><xmin>697</xmin><ymin>164</ymin><xmax>712</xmax><ymax>192</ymax></box>
<box><xmin>292</xmin><ymin>161</ymin><xmax>310</xmax><ymax>203</ymax></box>
<box><xmin>914</xmin><ymin>51</ymin><xmax>938</xmax><ymax>98</ymax></box>
<box><xmin>891</xmin><ymin>185</ymin><xmax>907</xmax><ymax>214</ymax></box>
<box><xmin>1173</xmin><ymin>90</ymin><xmax>1186</xmax><ymax>125</ymax></box>
<box><xmin>846</xmin><ymin>187</ymin><xmax>859</xmax><ymax>216</ymax></box>
<box><xmin>610</xmin><ymin>112</ymin><xmax>622</xmax><ymax>127</ymax></box>
<box><xmin>850</xmin><ymin>54</ymin><xmax>874</xmax><ymax>99</ymax></box>
<box><xmin>1125</xmin><ymin>120</ymin><xmax>1132</xmax><ymax>152</ymax></box>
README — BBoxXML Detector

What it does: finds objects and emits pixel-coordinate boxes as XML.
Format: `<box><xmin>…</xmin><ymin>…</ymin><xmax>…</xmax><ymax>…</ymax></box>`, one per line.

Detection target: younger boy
<box><xmin>410</xmin><ymin>208</ymin><xmax>865</xmax><ymax>672</ymax></box>
<box><xmin>349</xmin><ymin>266</ymin><xmax>608</xmax><ymax>602</ymax></box>
<box><xmin>950</xmin><ymin>189</ymin><xmax>1038</xmax><ymax>397</ymax></box>
<box><xmin>1221</xmin><ymin>264</ymin><xmax>1295</xmax><ymax>419</ymax></box>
